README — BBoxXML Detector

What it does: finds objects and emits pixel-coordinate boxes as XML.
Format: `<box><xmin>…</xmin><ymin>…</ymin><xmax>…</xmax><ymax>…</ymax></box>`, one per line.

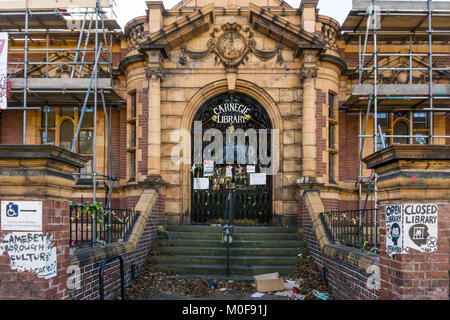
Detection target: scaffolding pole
<box><xmin>353</xmin><ymin>0</ymin><xmax>448</xmax><ymax>223</ymax></box>
<box><xmin>2</xmin><ymin>0</ymin><xmax>121</xmax><ymax>248</ymax></box>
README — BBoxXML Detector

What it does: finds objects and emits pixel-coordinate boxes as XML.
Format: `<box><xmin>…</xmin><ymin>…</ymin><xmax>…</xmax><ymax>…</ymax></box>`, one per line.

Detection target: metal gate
<box><xmin>190</xmin><ymin>93</ymin><xmax>273</xmax><ymax>225</ymax></box>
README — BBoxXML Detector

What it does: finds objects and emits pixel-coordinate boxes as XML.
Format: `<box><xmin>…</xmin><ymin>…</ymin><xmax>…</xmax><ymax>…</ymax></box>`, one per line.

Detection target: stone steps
<box><xmin>151</xmin><ymin>225</ymin><xmax>304</xmax><ymax>278</ymax></box>
<box><xmin>155</xmin><ymin>246</ymin><xmax>299</xmax><ymax>257</ymax></box>
<box><xmin>151</xmin><ymin>264</ymin><xmax>298</xmax><ymax>276</ymax></box>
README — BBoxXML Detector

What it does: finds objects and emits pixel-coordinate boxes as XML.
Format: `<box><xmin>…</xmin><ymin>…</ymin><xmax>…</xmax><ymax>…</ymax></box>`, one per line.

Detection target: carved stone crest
<box><xmin>216</xmin><ymin>23</ymin><xmax>246</xmax><ymax>62</ymax></box>
<box><xmin>179</xmin><ymin>23</ymin><xmax>283</xmax><ymax>68</ymax></box>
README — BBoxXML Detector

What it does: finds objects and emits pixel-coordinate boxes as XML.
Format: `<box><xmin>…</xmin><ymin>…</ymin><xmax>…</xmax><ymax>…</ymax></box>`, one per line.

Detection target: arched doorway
<box><xmin>190</xmin><ymin>92</ymin><xmax>273</xmax><ymax>225</ymax></box>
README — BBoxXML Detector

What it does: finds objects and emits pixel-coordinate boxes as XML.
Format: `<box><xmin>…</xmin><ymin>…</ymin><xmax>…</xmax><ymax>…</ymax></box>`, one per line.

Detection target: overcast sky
<box><xmin>114</xmin><ymin>0</ymin><xmax>450</xmax><ymax>30</ymax></box>
<box><xmin>114</xmin><ymin>0</ymin><xmax>353</xmax><ymax>29</ymax></box>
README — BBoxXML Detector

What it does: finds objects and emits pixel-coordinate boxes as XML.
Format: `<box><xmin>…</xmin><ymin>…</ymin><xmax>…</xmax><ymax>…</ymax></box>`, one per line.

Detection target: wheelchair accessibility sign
<box><xmin>1</xmin><ymin>201</ymin><xmax>42</xmax><ymax>231</ymax></box>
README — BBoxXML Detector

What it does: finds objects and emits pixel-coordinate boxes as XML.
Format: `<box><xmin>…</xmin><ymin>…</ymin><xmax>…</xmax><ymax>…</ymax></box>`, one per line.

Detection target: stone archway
<box><xmin>180</xmin><ymin>79</ymin><xmax>284</xmax><ymax>225</ymax></box>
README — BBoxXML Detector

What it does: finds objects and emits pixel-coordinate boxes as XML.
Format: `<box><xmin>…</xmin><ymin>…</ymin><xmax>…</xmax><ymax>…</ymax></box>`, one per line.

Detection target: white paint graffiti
<box><xmin>0</xmin><ymin>232</ymin><xmax>57</xmax><ymax>279</ymax></box>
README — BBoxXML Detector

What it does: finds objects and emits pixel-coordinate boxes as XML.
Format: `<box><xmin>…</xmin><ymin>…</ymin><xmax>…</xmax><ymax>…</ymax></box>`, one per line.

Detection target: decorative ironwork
<box><xmin>191</xmin><ymin>93</ymin><xmax>273</xmax><ymax>225</ymax></box>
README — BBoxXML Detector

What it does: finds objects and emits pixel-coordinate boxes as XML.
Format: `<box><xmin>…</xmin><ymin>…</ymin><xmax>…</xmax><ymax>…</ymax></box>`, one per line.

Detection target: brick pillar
<box><xmin>0</xmin><ymin>145</ymin><xmax>87</xmax><ymax>300</ymax></box>
<box><xmin>364</xmin><ymin>145</ymin><xmax>450</xmax><ymax>300</ymax></box>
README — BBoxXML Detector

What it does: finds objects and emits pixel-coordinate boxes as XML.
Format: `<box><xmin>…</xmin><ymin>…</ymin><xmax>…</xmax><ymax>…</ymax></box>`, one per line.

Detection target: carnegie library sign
<box><xmin>212</xmin><ymin>102</ymin><xmax>251</xmax><ymax>125</ymax></box>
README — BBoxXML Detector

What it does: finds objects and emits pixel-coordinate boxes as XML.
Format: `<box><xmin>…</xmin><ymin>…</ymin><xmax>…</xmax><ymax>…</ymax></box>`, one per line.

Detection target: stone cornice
<box><xmin>137</xmin><ymin>3</ymin><xmax>215</xmax><ymax>50</ymax></box>
<box><xmin>248</xmin><ymin>3</ymin><xmax>325</xmax><ymax>57</ymax></box>
<box><xmin>364</xmin><ymin>145</ymin><xmax>450</xmax><ymax>170</ymax></box>
<box><xmin>0</xmin><ymin>145</ymin><xmax>89</xmax><ymax>201</ymax></box>
<box><xmin>0</xmin><ymin>145</ymin><xmax>88</xmax><ymax>169</ymax></box>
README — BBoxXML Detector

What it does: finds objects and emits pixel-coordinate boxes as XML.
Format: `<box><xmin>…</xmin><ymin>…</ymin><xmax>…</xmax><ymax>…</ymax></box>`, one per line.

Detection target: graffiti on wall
<box><xmin>0</xmin><ymin>232</ymin><xmax>57</xmax><ymax>279</ymax></box>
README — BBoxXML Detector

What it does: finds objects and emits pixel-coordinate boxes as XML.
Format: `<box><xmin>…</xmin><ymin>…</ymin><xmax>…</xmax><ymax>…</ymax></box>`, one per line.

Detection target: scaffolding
<box><xmin>341</xmin><ymin>0</ymin><xmax>450</xmax><ymax>247</ymax></box>
<box><xmin>0</xmin><ymin>0</ymin><xmax>124</xmax><ymax>213</ymax></box>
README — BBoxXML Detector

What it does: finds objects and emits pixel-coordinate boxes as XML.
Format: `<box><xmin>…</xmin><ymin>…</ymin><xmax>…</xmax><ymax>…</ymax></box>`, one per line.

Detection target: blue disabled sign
<box><xmin>1</xmin><ymin>201</ymin><xmax>42</xmax><ymax>231</ymax></box>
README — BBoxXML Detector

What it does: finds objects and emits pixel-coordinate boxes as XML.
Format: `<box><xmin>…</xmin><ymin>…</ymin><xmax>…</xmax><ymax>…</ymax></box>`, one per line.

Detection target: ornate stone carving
<box><xmin>217</xmin><ymin>23</ymin><xmax>246</xmax><ymax>62</ymax></box>
<box><xmin>299</xmin><ymin>67</ymin><xmax>319</xmax><ymax>81</ymax></box>
<box><xmin>179</xmin><ymin>23</ymin><xmax>283</xmax><ymax>67</ymax></box>
<box><xmin>321</xmin><ymin>24</ymin><xmax>338</xmax><ymax>51</ymax></box>
<box><xmin>145</xmin><ymin>67</ymin><xmax>164</xmax><ymax>80</ymax></box>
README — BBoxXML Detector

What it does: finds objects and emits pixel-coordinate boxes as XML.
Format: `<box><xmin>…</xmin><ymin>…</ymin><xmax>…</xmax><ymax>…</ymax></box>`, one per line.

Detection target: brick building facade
<box><xmin>0</xmin><ymin>0</ymin><xmax>449</xmax><ymax>300</ymax></box>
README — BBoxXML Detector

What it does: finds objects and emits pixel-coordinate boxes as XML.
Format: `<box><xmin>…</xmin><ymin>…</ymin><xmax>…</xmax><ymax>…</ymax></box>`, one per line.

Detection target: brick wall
<box><xmin>0</xmin><ymin>200</ymin><xmax>71</xmax><ymax>300</ymax></box>
<box><xmin>69</xmin><ymin>193</ymin><xmax>165</xmax><ymax>300</ymax></box>
<box><xmin>0</xmin><ymin>110</ymin><xmax>23</xmax><ymax>144</ymax></box>
<box><xmin>339</xmin><ymin>111</ymin><xmax>359</xmax><ymax>182</ymax></box>
<box><xmin>138</xmin><ymin>89</ymin><xmax>148</xmax><ymax>177</ymax></box>
<box><xmin>119</xmin><ymin>106</ymin><xmax>127</xmax><ymax>180</ymax></box>
<box><xmin>298</xmin><ymin>198</ymin><xmax>379</xmax><ymax>300</ymax></box>
<box><xmin>316</xmin><ymin>89</ymin><xmax>327</xmax><ymax>179</ymax></box>
<box><xmin>377</xmin><ymin>203</ymin><xmax>449</xmax><ymax>300</ymax></box>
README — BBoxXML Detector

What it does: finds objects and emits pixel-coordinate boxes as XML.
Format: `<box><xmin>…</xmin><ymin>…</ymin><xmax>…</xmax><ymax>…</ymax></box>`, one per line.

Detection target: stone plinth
<box><xmin>0</xmin><ymin>145</ymin><xmax>87</xmax><ymax>300</ymax></box>
<box><xmin>364</xmin><ymin>145</ymin><xmax>450</xmax><ymax>300</ymax></box>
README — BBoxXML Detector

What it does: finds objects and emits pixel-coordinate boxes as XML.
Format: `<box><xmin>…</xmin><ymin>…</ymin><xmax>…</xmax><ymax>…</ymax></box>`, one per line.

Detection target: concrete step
<box><xmin>166</xmin><ymin>225</ymin><xmax>297</xmax><ymax>234</ymax></box>
<box><xmin>157</xmin><ymin>239</ymin><xmax>300</xmax><ymax>248</ymax></box>
<box><xmin>152</xmin><ymin>255</ymin><xmax>299</xmax><ymax>266</ymax></box>
<box><xmin>164</xmin><ymin>274</ymin><xmax>256</xmax><ymax>281</ymax></box>
<box><xmin>164</xmin><ymin>231</ymin><xmax>299</xmax><ymax>241</ymax></box>
<box><xmin>155</xmin><ymin>246</ymin><xmax>300</xmax><ymax>257</ymax></box>
<box><xmin>152</xmin><ymin>264</ymin><xmax>297</xmax><ymax>276</ymax></box>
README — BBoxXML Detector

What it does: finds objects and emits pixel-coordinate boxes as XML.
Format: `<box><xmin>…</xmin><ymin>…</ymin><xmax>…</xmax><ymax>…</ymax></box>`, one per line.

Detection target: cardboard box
<box><xmin>254</xmin><ymin>273</ymin><xmax>285</xmax><ymax>293</ymax></box>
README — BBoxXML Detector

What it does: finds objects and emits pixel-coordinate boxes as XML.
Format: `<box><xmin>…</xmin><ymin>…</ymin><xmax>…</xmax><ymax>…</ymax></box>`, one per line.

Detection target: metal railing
<box><xmin>320</xmin><ymin>209</ymin><xmax>379</xmax><ymax>253</ymax></box>
<box><xmin>70</xmin><ymin>203</ymin><xmax>140</xmax><ymax>248</ymax></box>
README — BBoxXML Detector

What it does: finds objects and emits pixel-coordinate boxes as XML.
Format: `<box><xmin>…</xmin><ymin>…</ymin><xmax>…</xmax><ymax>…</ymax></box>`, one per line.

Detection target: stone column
<box><xmin>300</xmin><ymin>51</ymin><xmax>318</xmax><ymax>179</ymax></box>
<box><xmin>145</xmin><ymin>62</ymin><xmax>163</xmax><ymax>183</ymax></box>
<box><xmin>364</xmin><ymin>145</ymin><xmax>450</xmax><ymax>300</ymax></box>
<box><xmin>0</xmin><ymin>145</ymin><xmax>87</xmax><ymax>300</ymax></box>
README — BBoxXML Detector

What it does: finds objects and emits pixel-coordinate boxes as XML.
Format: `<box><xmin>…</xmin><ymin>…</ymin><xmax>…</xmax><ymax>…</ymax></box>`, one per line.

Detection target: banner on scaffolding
<box><xmin>0</xmin><ymin>32</ymin><xmax>9</xmax><ymax>110</ymax></box>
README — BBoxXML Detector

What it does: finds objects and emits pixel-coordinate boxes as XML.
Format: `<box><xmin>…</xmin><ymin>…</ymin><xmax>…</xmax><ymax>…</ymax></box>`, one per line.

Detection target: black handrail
<box><xmin>223</xmin><ymin>189</ymin><xmax>235</xmax><ymax>277</ymax></box>
<box><xmin>99</xmin><ymin>255</ymin><xmax>125</xmax><ymax>300</ymax></box>
<box><xmin>320</xmin><ymin>209</ymin><xmax>379</xmax><ymax>253</ymax></box>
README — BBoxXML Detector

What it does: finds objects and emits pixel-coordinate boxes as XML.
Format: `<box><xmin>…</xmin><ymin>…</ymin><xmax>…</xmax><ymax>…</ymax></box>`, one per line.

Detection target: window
<box><xmin>130</xmin><ymin>92</ymin><xmax>137</xmax><ymax>119</ymax></box>
<box><xmin>78</xmin><ymin>130</ymin><xmax>93</xmax><ymax>154</ymax></box>
<box><xmin>375</xmin><ymin>111</ymin><xmax>430</xmax><ymax>149</ymax></box>
<box><xmin>130</xmin><ymin>124</ymin><xmax>136</xmax><ymax>148</ymax></box>
<box><xmin>80</xmin><ymin>107</ymin><xmax>94</xmax><ymax>128</ymax></box>
<box><xmin>129</xmin><ymin>151</ymin><xmax>136</xmax><ymax>182</ymax></box>
<box><xmin>329</xmin><ymin>124</ymin><xmax>336</xmax><ymax>149</ymax></box>
<box><xmin>393</xmin><ymin>121</ymin><xmax>409</xmax><ymax>144</ymax></box>
<box><xmin>328</xmin><ymin>93</ymin><xmax>335</xmax><ymax>119</ymax></box>
<box><xmin>329</xmin><ymin>153</ymin><xmax>336</xmax><ymax>184</ymax></box>
<box><xmin>41</xmin><ymin>107</ymin><xmax>56</xmax><ymax>145</ymax></box>
<box><xmin>328</xmin><ymin>92</ymin><xmax>338</xmax><ymax>185</ymax></box>
<box><xmin>128</xmin><ymin>91</ymin><xmax>137</xmax><ymax>182</ymax></box>
<box><xmin>40</xmin><ymin>107</ymin><xmax>96</xmax><ymax>181</ymax></box>
<box><xmin>60</xmin><ymin>119</ymin><xmax>74</xmax><ymax>151</ymax></box>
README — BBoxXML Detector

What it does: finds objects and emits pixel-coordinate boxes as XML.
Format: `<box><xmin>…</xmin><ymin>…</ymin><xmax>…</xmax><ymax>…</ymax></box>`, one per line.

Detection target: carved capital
<box><xmin>145</xmin><ymin>67</ymin><xmax>164</xmax><ymax>80</ymax></box>
<box><xmin>299</xmin><ymin>67</ymin><xmax>318</xmax><ymax>81</ymax></box>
